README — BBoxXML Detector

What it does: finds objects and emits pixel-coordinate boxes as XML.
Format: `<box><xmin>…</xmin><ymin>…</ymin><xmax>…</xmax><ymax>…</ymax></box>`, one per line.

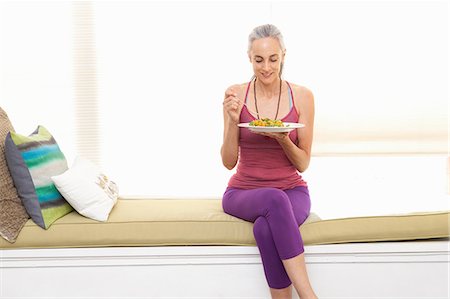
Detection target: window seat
<box><xmin>1</xmin><ymin>198</ymin><xmax>449</xmax><ymax>298</ymax></box>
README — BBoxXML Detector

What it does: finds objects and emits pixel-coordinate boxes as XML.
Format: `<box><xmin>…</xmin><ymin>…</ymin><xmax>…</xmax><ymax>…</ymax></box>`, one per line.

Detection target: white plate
<box><xmin>238</xmin><ymin>122</ymin><xmax>305</xmax><ymax>133</ymax></box>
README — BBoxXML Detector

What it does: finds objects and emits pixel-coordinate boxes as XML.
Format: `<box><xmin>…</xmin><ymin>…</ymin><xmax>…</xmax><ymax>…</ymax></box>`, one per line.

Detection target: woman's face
<box><xmin>248</xmin><ymin>37</ymin><xmax>285</xmax><ymax>85</ymax></box>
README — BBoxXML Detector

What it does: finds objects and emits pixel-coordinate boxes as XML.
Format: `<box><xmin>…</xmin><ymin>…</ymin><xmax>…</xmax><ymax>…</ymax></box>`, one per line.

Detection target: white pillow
<box><xmin>51</xmin><ymin>156</ymin><xmax>119</xmax><ymax>222</ymax></box>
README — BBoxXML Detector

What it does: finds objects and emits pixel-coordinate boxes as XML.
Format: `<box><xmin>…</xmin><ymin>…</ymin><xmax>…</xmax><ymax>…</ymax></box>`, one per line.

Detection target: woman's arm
<box><xmin>280</xmin><ymin>86</ymin><xmax>315</xmax><ymax>172</ymax></box>
<box><xmin>220</xmin><ymin>85</ymin><xmax>244</xmax><ymax>170</ymax></box>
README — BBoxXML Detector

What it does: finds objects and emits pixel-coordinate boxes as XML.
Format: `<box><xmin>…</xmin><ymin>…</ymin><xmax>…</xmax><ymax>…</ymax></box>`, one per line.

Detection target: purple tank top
<box><xmin>227</xmin><ymin>81</ymin><xmax>308</xmax><ymax>190</ymax></box>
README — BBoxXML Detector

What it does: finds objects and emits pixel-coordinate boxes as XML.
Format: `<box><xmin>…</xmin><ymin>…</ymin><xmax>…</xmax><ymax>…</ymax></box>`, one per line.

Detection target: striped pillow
<box><xmin>5</xmin><ymin>126</ymin><xmax>73</xmax><ymax>229</ymax></box>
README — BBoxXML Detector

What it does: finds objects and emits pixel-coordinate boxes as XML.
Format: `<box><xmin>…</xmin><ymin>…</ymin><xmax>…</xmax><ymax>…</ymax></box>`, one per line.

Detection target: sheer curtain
<box><xmin>1</xmin><ymin>1</ymin><xmax>448</xmax><ymax>219</ymax></box>
<box><xmin>0</xmin><ymin>1</ymin><xmax>75</xmax><ymax>159</ymax></box>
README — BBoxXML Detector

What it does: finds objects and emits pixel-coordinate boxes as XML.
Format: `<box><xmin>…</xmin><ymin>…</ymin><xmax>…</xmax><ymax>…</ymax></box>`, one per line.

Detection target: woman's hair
<box><xmin>248</xmin><ymin>24</ymin><xmax>286</xmax><ymax>53</ymax></box>
<box><xmin>248</xmin><ymin>24</ymin><xmax>286</xmax><ymax>78</ymax></box>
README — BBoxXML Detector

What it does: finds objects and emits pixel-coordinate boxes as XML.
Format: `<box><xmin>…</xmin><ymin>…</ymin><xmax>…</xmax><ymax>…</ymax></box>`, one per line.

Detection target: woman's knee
<box><xmin>263</xmin><ymin>188</ymin><xmax>291</xmax><ymax>213</ymax></box>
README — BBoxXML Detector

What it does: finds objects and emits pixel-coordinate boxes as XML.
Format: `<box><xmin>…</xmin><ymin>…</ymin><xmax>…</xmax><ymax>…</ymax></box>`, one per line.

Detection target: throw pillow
<box><xmin>0</xmin><ymin>107</ymin><xmax>29</xmax><ymax>242</ymax></box>
<box><xmin>5</xmin><ymin>125</ymin><xmax>73</xmax><ymax>229</ymax></box>
<box><xmin>51</xmin><ymin>156</ymin><xmax>119</xmax><ymax>222</ymax></box>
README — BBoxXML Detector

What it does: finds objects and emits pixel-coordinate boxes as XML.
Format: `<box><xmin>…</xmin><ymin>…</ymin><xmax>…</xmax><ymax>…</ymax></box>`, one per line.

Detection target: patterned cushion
<box><xmin>0</xmin><ymin>107</ymin><xmax>29</xmax><ymax>242</ymax></box>
<box><xmin>5</xmin><ymin>125</ymin><xmax>73</xmax><ymax>229</ymax></box>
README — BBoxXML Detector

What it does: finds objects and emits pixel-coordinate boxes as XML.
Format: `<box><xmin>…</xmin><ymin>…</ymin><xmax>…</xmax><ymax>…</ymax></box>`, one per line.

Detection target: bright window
<box><xmin>1</xmin><ymin>1</ymin><xmax>448</xmax><ymax>219</ymax></box>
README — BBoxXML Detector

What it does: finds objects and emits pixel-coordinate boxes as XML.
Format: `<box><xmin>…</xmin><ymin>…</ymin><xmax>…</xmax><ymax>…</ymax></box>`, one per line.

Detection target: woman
<box><xmin>221</xmin><ymin>24</ymin><xmax>317</xmax><ymax>299</ymax></box>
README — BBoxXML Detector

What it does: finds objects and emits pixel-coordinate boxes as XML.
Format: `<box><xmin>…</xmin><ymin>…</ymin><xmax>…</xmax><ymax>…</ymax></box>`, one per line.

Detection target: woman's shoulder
<box><xmin>287</xmin><ymin>82</ymin><xmax>314</xmax><ymax>115</ymax></box>
<box><xmin>287</xmin><ymin>82</ymin><xmax>314</xmax><ymax>106</ymax></box>
<box><xmin>287</xmin><ymin>82</ymin><xmax>313</xmax><ymax>98</ymax></box>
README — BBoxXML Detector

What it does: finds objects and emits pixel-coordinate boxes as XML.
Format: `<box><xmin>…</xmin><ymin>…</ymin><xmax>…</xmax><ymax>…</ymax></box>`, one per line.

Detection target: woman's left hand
<box><xmin>252</xmin><ymin>131</ymin><xmax>290</xmax><ymax>143</ymax></box>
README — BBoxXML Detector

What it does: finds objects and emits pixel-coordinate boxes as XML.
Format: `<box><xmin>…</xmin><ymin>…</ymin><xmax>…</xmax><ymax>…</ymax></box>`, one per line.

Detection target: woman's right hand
<box><xmin>223</xmin><ymin>87</ymin><xmax>242</xmax><ymax>124</ymax></box>
<box><xmin>221</xmin><ymin>86</ymin><xmax>241</xmax><ymax>170</ymax></box>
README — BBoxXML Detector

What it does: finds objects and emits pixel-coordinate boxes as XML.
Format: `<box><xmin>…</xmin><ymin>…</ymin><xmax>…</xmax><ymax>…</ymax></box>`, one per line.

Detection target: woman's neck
<box><xmin>255</xmin><ymin>77</ymin><xmax>282</xmax><ymax>99</ymax></box>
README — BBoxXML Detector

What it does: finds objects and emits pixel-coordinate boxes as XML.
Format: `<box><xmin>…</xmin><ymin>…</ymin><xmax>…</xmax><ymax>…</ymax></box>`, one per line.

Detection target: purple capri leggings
<box><xmin>222</xmin><ymin>186</ymin><xmax>311</xmax><ymax>289</ymax></box>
